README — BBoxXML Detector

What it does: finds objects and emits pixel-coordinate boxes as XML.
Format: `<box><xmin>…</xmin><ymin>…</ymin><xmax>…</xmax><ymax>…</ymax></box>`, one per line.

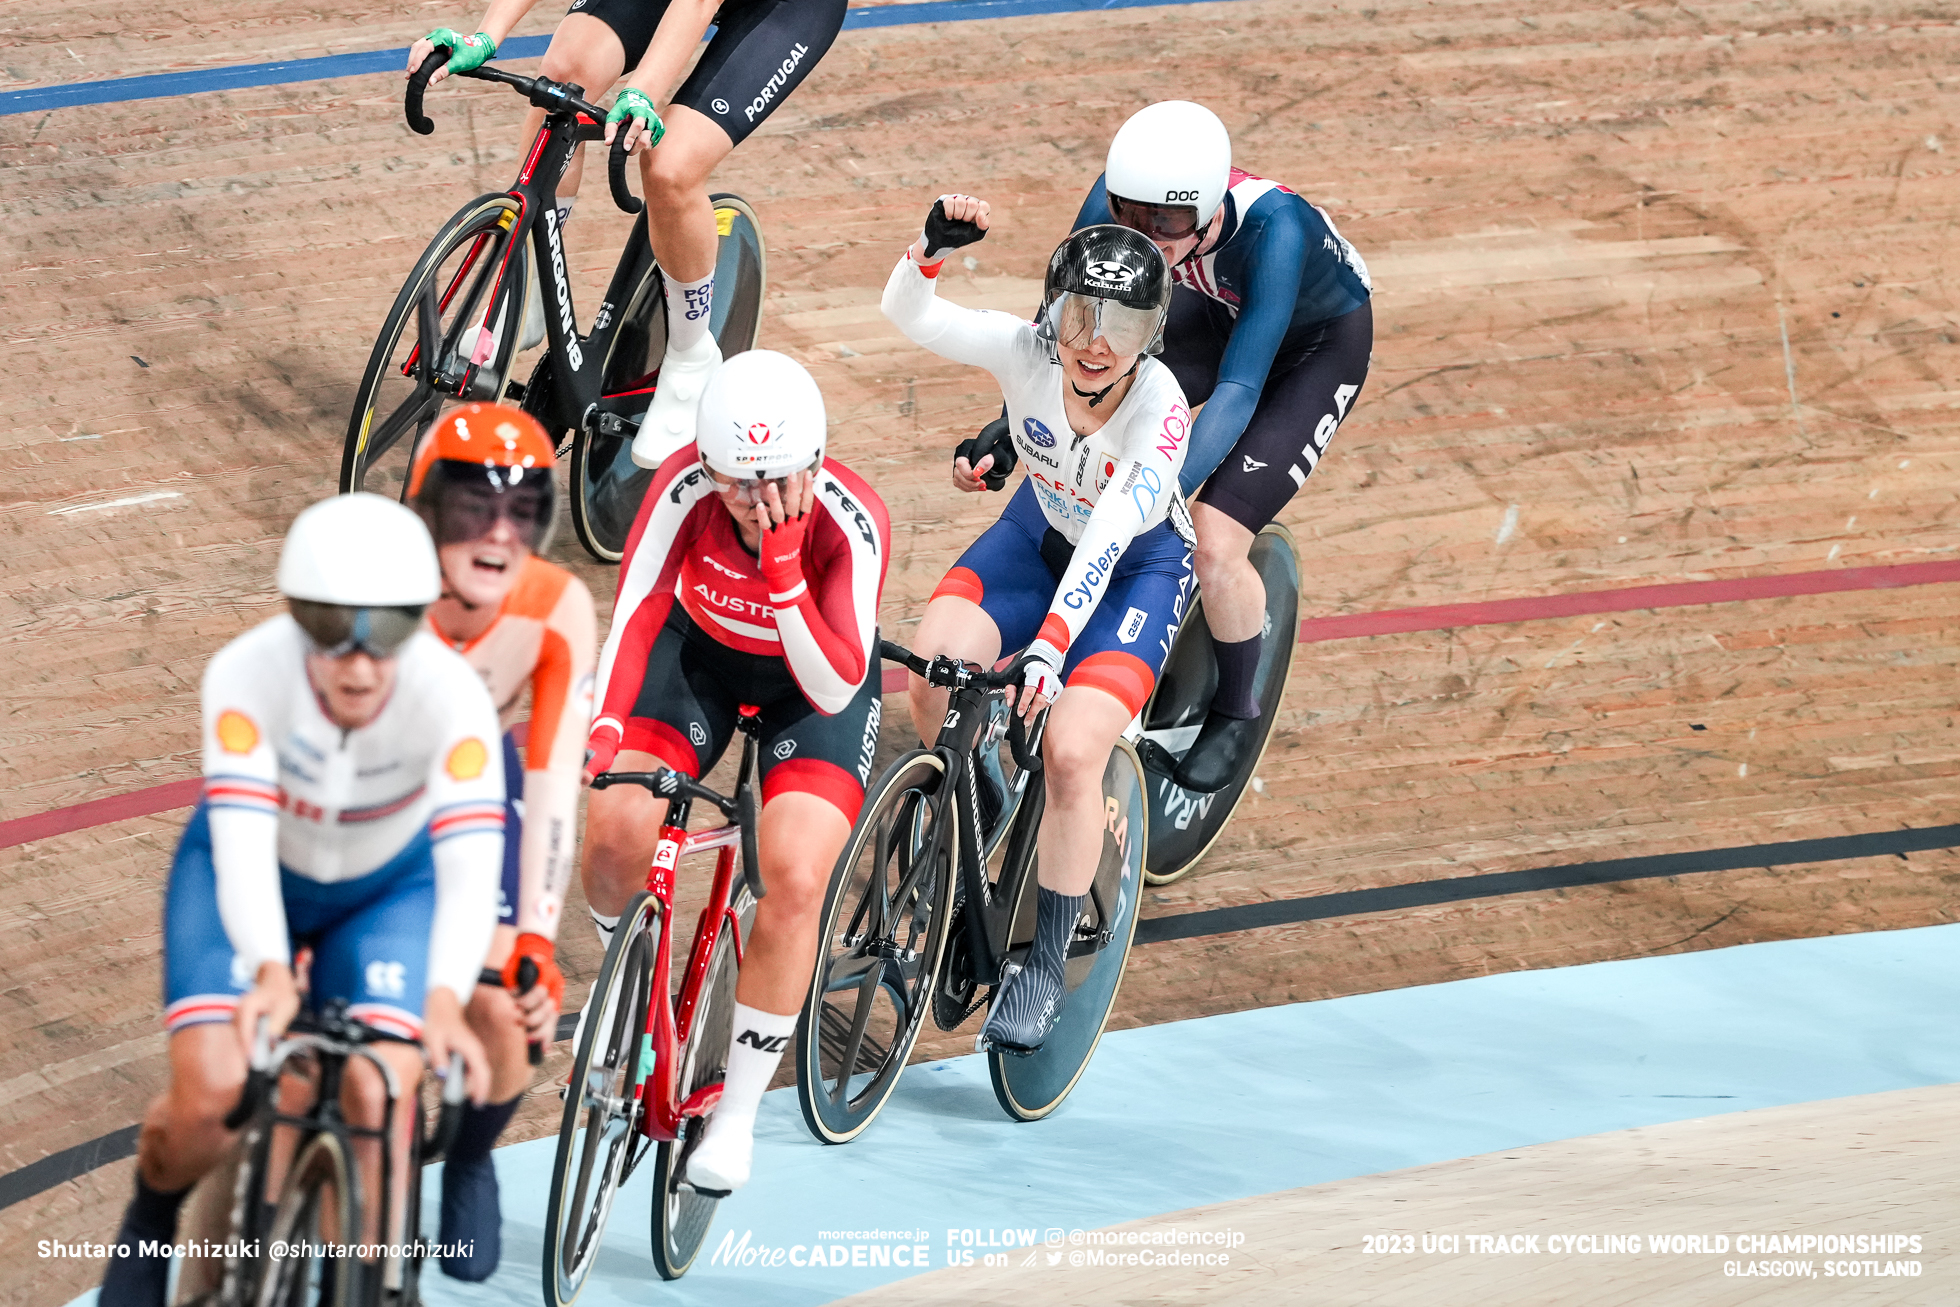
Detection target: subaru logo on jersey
<box><xmin>1023</xmin><ymin>417</ymin><xmax>1056</xmax><ymax>448</ymax></box>
<box><xmin>1086</xmin><ymin>259</ymin><xmax>1137</xmax><ymax>286</ymax></box>
<box><xmin>773</xmin><ymin>739</ymin><xmax>797</xmax><ymax>761</ymax></box>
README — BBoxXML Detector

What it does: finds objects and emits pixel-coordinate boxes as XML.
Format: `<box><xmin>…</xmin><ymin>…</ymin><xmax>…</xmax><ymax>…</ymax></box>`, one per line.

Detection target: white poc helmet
<box><xmin>695</xmin><ymin>349</ymin><xmax>827</xmax><ymax>479</ymax></box>
<box><xmin>1105</xmin><ymin>100</ymin><xmax>1233</xmax><ymax>227</ymax></box>
<box><xmin>278</xmin><ymin>493</ymin><xmax>441</xmax><ymax>607</ymax></box>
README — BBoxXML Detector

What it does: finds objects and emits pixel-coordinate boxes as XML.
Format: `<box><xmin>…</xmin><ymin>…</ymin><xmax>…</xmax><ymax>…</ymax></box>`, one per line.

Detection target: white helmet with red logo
<box><xmin>695</xmin><ymin>349</ymin><xmax>827</xmax><ymax>480</ymax></box>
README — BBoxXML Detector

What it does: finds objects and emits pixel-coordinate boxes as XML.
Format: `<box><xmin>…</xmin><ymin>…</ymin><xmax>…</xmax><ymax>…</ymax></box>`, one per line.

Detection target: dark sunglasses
<box><xmin>1107</xmin><ymin>193</ymin><xmax>1203</xmax><ymax>242</ymax></box>
<box><xmin>289</xmin><ymin>600</ymin><xmax>426</xmax><ymax>658</ymax></box>
<box><xmin>431</xmin><ymin>483</ymin><xmax>550</xmax><ymax>549</ymax></box>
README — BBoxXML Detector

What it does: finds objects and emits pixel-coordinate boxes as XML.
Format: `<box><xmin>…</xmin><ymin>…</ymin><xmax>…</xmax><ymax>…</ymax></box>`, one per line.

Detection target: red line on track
<box><xmin>5</xmin><ymin>559</ymin><xmax>1956</xmax><ymax>851</ymax></box>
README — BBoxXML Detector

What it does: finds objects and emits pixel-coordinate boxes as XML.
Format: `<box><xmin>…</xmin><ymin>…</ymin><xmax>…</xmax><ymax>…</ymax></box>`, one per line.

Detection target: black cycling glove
<box><xmin>955</xmin><ymin>414</ymin><xmax>1016</xmax><ymax>492</ymax></box>
<box><xmin>923</xmin><ymin>197</ymin><xmax>988</xmax><ymax>263</ymax></box>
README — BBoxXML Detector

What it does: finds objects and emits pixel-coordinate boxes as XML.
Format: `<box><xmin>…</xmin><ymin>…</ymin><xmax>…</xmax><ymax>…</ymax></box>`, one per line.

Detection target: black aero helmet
<box><xmin>1038</xmin><ymin>224</ymin><xmax>1173</xmax><ymax>358</ymax></box>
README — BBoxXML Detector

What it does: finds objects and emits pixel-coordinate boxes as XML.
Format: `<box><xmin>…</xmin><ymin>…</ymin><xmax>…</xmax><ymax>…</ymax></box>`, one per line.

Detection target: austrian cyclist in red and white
<box><xmin>881</xmin><ymin>198</ymin><xmax>1192</xmax><ymax>1054</ymax></box>
<box><xmin>407</xmin><ymin>404</ymin><xmax>598</xmax><ymax>1282</ymax></box>
<box><xmin>101</xmin><ymin>496</ymin><xmax>502</xmax><ymax>1306</ymax></box>
<box><xmin>582</xmin><ymin>349</ymin><xmax>890</xmax><ymax>1193</ymax></box>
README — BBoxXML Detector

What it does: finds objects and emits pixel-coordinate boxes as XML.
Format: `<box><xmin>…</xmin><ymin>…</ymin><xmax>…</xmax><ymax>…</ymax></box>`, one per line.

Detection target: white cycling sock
<box><xmin>556</xmin><ymin>195</ymin><xmax>576</xmax><ymax>226</ymax></box>
<box><xmin>713</xmin><ymin>1003</ymin><xmax>795</xmax><ymax>1129</ymax></box>
<box><xmin>591</xmin><ymin>908</ymin><xmax>619</xmax><ymax>951</ymax></box>
<box><xmin>663</xmin><ymin>271</ymin><xmax>715</xmax><ymax>354</ymax></box>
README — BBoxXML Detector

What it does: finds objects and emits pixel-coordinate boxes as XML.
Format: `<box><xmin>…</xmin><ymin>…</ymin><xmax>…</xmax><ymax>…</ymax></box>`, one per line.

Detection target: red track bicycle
<box><xmin>542</xmin><ymin>711</ymin><xmax>766</xmax><ymax>1302</ymax></box>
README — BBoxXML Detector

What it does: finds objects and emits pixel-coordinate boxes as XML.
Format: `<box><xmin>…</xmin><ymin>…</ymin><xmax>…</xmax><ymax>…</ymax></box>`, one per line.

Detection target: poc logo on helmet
<box><xmin>1165</xmin><ymin>189</ymin><xmax>1200</xmax><ymax>203</ymax></box>
<box><xmin>1086</xmin><ymin>260</ymin><xmax>1138</xmax><ymax>286</ymax></box>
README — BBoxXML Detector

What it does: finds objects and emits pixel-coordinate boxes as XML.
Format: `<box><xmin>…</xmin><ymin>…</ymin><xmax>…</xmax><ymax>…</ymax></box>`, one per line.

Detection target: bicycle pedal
<box><xmin>1134</xmin><ymin>737</ymin><xmax>1179</xmax><ymax>776</ymax></box>
<box><xmin>679</xmin><ymin>1179</ymin><xmax>732</xmax><ymax>1200</ymax></box>
<box><xmin>502</xmin><ymin>379</ymin><xmax>528</xmax><ymax>404</ymax></box>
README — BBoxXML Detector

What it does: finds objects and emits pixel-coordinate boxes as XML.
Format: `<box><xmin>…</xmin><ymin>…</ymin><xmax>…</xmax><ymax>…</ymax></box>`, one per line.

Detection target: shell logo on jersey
<box><xmin>215</xmin><ymin>710</ymin><xmax>260</xmax><ymax>755</ymax></box>
<box><xmin>446</xmin><ymin>737</ymin><xmax>489</xmax><ymax>781</ymax></box>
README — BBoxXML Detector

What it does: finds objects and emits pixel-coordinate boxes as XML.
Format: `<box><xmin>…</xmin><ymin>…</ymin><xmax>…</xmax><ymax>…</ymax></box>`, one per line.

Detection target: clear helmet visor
<box><xmin>1046</xmin><ymin>293</ymin><xmax>1164</xmax><ymax>357</ymax></box>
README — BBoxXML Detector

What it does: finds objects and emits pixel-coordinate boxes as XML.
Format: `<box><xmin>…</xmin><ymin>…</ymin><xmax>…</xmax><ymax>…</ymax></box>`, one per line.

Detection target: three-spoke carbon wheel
<box><xmin>342</xmin><ymin>192</ymin><xmax>529</xmax><ymax>499</ymax></box>
<box><xmin>543</xmin><ymin>891</ymin><xmax>658</xmax><ymax>1307</ymax></box>
<box><xmin>796</xmin><ymin>750</ymin><xmax>956</xmax><ymax>1144</ymax></box>
<box><xmin>649</xmin><ymin>886</ymin><xmax>751</xmax><ymax>1280</ymax></box>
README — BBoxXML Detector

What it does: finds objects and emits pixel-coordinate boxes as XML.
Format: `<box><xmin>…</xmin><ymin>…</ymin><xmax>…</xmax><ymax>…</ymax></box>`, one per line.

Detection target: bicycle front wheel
<box><xmin>543</xmin><ymin>890</ymin><xmax>658</xmax><ymax>1307</ymax></box>
<box><xmin>796</xmin><ymin>749</ymin><xmax>955</xmax><ymax>1144</ymax></box>
<box><xmin>341</xmin><ymin>192</ymin><xmax>530</xmax><ymax>499</ymax></box>
<box><xmin>253</xmin><ymin>1131</ymin><xmax>357</xmax><ymax>1307</ymax></box>
<box><xmin>989</xmin><ymin>739</ymin><xmax>1148</xmax><ymax>1122</ymax></box>
<box><xmin>649</xmin><ymin>885</ymin><xmax>752</xmax><ymax>1279</ymax></box>
<box><xmin>568</xmin><ymin>192</ymin><xmax>767</xmax><ymax>562</ymax></box>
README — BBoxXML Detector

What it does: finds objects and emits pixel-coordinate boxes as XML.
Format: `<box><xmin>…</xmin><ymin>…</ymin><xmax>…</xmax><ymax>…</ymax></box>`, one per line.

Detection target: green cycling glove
<box><xmin>424</xmin><ymin>28</ymin><xmax>498</xmax><ymax>75</ymax></box>
<box><xmin>606</xmin><ymin>88</ymin><xmax>667</xmax><ymax>149</ymax></box>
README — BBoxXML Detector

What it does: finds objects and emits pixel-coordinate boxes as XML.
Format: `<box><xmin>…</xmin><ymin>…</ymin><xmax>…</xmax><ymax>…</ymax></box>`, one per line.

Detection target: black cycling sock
<box><xmin>446</xmin><ymin>1094</ymin><xmax>521</xmax><ymax>1169</ymax></box>
<box><xmin>1031</xmin><ymin>887</ymin><xmax>1084</xmax><ymax>984</ymax></box>
<box><xmin>1209</xmin><ymin>633</ymin><xmax>1263</xmax><ymax>720</ymax></box>
<box><xmin>100</xmin><ymin>1175</ymin><xmax>189</xmax><ymax>1305</ymax></box>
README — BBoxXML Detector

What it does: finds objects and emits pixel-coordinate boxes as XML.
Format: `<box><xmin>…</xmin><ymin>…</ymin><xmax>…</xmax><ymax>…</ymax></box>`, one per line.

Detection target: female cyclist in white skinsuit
<box><xmin>883</xmin><ymin>196</ymin><xmax>1194</xmax><ymax>1053</ymax></box>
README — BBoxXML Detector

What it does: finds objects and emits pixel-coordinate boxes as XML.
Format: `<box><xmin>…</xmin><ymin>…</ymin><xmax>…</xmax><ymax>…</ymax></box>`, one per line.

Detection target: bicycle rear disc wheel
<box><xmin>342</xmin><ymin>193</ymin><xmax>530</xmax><ymax>499</ymax></box>
<box><xmin>543</xmin><ymin>891</ymin><xmax>659</xmax><ymax>1307</ymax></box>
<box><xmin>253</xmin><ymin>1131</ymin><xmax>357</xmax><ymax>1307</ymax></box>
<box><xmin>649</xmin><ymin>886</ymin><xmax>752</xmax><ymax>1279</ymax></box>
<box><xmin>1138</xmin><ymin>523</ymin><xmax>1302</xmax><ymax>885</ymax></box>
<box><xmin>796</xmin><ymin>750</ymin><xmax>954</xmax><ymax>1144</ymax></box>
<box><xmin>569</xmin><ymin>193</ymin><xmax>768</xmax><ymax>562</ymax></box>
<box><xmin>989</xmin><ymin>739</ymin><xmax>1147</xmax><ymax>1122</ymax></box>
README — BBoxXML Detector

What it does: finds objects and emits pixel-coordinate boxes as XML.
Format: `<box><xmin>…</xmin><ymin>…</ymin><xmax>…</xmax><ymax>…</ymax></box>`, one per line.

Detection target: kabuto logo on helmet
<box><xmin>1086</xmin><ymin>260</ymin><xmax>1138</xmax><ymax>286</ymax></box>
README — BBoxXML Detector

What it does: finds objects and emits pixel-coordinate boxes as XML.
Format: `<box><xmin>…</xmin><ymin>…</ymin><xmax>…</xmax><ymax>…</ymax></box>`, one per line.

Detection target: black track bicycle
<box><xmin>341</xmin><ymin>49</ymin><xmax>766</xmax><ymax>561</ymax></box>
<box><xmin>171</xmin><ymin>1004</ymin><xmax>466</xmax><ymax>1306</ymax></box>
<box><xmin>795</xmin><ymin>641</ymin><xmax>1148</xmax><ymax>1137</ymax></box>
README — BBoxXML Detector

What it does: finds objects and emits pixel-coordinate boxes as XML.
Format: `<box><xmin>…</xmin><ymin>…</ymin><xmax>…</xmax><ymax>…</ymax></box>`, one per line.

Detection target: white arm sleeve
<box><xmin>200</xmin><ymin>650</ymin><xmax>293</xmax><ymax>974</ymax></box>
<box><xmin>428</xmin><ymin>832</ymin><xmax>503</xmax><ymax>1005</ymax></box>
<box><xmin>881</xmin><ymin>250</ymin><xmax>1032</xmax><ymax>375</ymax></box>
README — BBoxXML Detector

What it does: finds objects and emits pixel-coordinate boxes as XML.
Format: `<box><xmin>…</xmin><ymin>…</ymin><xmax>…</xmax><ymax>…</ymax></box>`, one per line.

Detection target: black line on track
<box><xmin>1134</xmin><ymin>824</ymin><xmax>1960</xmax><ymax>945</ymax></box>
<box><xmin>6</xmin><ymin>824</ymin><xmax>1956</xmax><ymax>1213</ymax></box>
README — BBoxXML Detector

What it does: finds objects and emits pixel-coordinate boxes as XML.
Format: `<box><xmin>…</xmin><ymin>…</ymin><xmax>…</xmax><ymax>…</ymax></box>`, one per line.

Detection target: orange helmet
<box><xmin>408</xmin><ymin>404</ymin><xmax>557</xmax><ymax>550</ymax></box>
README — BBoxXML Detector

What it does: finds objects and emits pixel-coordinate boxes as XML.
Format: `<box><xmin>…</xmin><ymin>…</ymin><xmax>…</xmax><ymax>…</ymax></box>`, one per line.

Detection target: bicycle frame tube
<box><xmin>933</xmin><ymin>684</ymin><xmax>1028</xmax><ymax>985</ymax></box>
<box><xmin>635</xmin><ymin>819</ymin><xmax>744</xmax><ymax>1142</ymax></box>
<box><xmin>509</xmin><ymin>113</ymin><xmax>660</xmax><ymax>436</ymax></box>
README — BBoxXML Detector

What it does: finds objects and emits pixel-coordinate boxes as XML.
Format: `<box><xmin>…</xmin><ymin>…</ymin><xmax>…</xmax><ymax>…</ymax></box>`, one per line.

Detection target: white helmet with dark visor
<box><xmin>1037</xmin><ymin>224</ymin><xmax>1173</xmax><ymax>358</ymax></box>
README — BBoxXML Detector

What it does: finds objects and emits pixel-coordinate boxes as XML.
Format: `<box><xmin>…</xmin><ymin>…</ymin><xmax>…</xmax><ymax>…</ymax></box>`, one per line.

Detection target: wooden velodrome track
<box><xmin>4</xmin><ymin>0</ymin><xmax>1958</xmax><ymax>1301</ymax></box>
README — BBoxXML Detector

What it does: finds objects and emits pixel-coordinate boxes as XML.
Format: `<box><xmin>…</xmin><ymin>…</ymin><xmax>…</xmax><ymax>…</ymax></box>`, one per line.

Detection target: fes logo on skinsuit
<box><xmin>773</xmin><ymin>739</ymin><xmax>798</xmax><ymax>761</ymax></box>
<box><xmin>215</xmin><ymin>710</ymin><xmax>259</xmax><ymax>754</ymax></box>
<box><xmin>1022</xmin><ymin>417</ymin><xmax>1057</xmax><ymax>448</ymax></box>
<box><xmin>446</xmin><ymin>737</ymin><xmax>489</xmax><ymax>781</ymax></box>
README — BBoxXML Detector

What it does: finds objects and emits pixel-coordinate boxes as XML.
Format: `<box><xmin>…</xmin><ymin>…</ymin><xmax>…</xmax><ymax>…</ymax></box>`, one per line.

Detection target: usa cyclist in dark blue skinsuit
<box><xmin>1071</xmin><ymin>100</ymin><xmax>1373</xmax><ymax>792</ymax></box>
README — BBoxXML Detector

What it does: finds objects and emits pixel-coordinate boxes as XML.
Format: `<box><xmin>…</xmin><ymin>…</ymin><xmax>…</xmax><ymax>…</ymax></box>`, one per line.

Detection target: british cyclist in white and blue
<box><xmin>1072</xmin><ymin>101</ymin><xmax>1374</xmax><ymax>793</ymax></box>
<box><xmin>100</xmin><ymin>494</ymin><xmax>504</xmax><ymax>1306</ymax></box>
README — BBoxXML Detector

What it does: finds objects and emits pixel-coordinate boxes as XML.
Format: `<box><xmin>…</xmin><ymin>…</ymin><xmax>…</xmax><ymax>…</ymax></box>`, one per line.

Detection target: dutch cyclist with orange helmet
<box><xmin>101</xmin><ymin>496</ymin><xmax>502</xmax><ymax>1305</ymax></box>
<box><xmin>882</xmin><ymin>198</ymin><xmax>1191</xmax><ymax>1054</ymax></box>
<box><xmin>582</xmin><ymin>349</ymin><xmax>890</xmax><ymax>1193</ymax></box>
<box><xmin>405</xmin><ymin>404</ymin><xmax>598</xmax><ymax>1281</ymax></box>
<box><xmin>1077</xmin><ymin>101</ymin><xmax>1374</xmax><ymax>792</ymax></box>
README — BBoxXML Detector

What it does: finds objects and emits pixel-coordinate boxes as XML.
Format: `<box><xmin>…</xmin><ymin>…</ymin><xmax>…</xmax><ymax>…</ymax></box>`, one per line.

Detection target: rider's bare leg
<box><xmin>1033</xmin><ymin>685</ymin><xmax>1134</xmax><ymax>897</ymax></box>
<box><xmin>904</xmin><ymin>595</ymin><xmax>1004</xmax><ymax>746</ymax></box>
<box><xmin>1190</xmin><ymin>504</ymin><xmax>1261</xmax><ymax>644</ymax></box>
<box><xmin>691</xmin><ymin>789</ymin><xmax>851</xmax><ymax>1193</ymax></box>
<box><xmin>528</xmin><ymin>16</ymin><xmax>628</xmax><ymax>206</ymax></box>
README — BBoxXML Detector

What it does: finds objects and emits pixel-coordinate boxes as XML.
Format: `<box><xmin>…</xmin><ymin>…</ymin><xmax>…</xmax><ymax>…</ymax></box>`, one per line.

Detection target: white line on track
<box><xmin>47</xmin><ymin>491</ymin><xmax>183</xmax><ymax>515</ymax></box>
